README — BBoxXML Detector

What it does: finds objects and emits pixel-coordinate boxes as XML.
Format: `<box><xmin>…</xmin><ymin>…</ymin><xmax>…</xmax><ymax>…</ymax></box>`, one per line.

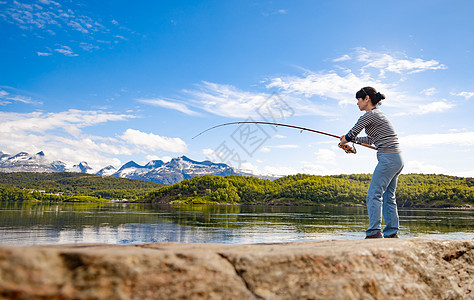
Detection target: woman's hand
<box><xmin>338</xmin><ymin>135</ymin><xmax>348</xmax><ymax>147</ymax></box>
<box><xmin>338</xmin><ymin>135</ymin><xmax>356</xmax><ymax>154</ymax></box>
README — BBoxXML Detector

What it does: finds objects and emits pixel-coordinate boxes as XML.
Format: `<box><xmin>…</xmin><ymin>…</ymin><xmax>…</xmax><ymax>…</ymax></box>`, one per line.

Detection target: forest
<box><xmin>141</xmin><ymin>173</ymin><xmax>474</xmax><ymax>208</ymax></box>
<box><xmin>1</xmin><ymin>172</ymin><xmax>473</xmax><ymax>208</ymax></box>
<box><xmin>0</xmin><ymin>172</ymin><xmax>162</xmax><ymax>202</ymax></box>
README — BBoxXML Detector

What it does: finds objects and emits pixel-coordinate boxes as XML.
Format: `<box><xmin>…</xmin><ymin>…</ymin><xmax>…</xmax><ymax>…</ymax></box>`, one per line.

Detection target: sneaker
<box><xmin>386</xmin><ymin>233</ymin><xmax>399</xmax><ymax>238</ymax></box>
<box><xmin>365</xmin><ymin>231</ymin><xmax>384</xmax><ymax>239</ymax></box>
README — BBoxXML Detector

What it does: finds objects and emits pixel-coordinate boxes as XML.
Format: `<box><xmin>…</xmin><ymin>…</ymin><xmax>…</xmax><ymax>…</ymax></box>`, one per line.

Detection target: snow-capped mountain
<box><xmin>96</xmin><ymin>165</ymin><xmax>117</xmax><ymax>176</ymax></box>
<box><xmin>0</xmin><ymin>151</ymin><xmax>58</xmax><ymax>173</ymax></box>
<box><xmin>51</xmin><ymin>160</ymin><xmax>67</xmax><ymax>172</ymax></box>
<box><xmin>71</xmin><ymin>161</ymin><xmax>94</xmax><ymax>174</ymax></box>
<box><xmin>0</xmin><ymin>151</ymin><xmax>247</xmax><ymax>184</ymax></box>
<box><xmin>0</xmin><ymin>151</ymin><xmax>94</xmax><ymax>174</ymax></box>
<box><xmin>0</xmin><ymin>151</ymin><xmax>10</xmax><ymax>161</ymax></box>
<box><xmin>109</xmin><ymin>156</ymin><xmax>241</xmax><ymax>184</ymax></box>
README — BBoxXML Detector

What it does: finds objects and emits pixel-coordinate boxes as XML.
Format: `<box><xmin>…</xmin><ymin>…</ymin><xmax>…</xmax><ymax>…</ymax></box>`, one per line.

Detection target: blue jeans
<box><xmin>366</xmin><ymin>152</ymin><xmax>404</xmax><ymax>237</ymax></box>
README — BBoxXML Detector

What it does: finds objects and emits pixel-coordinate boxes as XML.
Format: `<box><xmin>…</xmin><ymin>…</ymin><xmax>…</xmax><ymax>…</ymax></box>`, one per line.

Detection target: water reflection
<box><xmin>0</xmin><ymin>202</ymin><xmax>472</xmax><ymax>245</ymax></box>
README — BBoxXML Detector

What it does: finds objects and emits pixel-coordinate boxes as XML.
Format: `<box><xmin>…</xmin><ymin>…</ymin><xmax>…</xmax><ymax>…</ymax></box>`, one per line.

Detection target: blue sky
<box><xmin>1</xmin><ymin>0</ymin><xmax>473</xmax><ymax>177</ymax></box>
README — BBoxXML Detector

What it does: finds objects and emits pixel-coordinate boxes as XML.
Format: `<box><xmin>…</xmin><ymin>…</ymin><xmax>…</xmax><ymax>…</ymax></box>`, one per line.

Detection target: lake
<box><xmin>0</xmin><ymin>201</ymin><xmax>472</xmax><ymax>246</ymax></box>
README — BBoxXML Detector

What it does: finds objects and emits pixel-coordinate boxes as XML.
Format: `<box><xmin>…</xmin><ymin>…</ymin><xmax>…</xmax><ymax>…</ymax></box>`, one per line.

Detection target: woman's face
<box><xmin>357</xmin><ymin>96</ymin><xmax>372</xmax><ymax>111</ymax></box>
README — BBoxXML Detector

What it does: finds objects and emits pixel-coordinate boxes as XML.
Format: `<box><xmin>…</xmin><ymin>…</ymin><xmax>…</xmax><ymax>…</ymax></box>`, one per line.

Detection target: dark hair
<box><xmin>355</xmin><ymin>87</ymin><xmax>386</xmax><ymax>106</ymax></box>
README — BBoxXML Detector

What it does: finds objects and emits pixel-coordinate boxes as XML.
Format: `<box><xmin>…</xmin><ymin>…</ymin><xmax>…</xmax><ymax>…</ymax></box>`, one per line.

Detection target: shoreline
<box><xmin>133</xmin><ymin>201</ymin><xmax>474</xmax><ymax>209</ymax></box>
<box><xmin>6</xmin><ymin>199</ymin><xmax>474</xmax><ymax>209</ymax></box>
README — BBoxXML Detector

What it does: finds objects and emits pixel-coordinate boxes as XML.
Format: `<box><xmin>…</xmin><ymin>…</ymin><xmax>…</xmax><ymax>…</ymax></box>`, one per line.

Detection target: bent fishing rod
<box><xmin>193</xmin><ymin>121</ymin><xmax>377</xmax><ymax>153</ymax></box>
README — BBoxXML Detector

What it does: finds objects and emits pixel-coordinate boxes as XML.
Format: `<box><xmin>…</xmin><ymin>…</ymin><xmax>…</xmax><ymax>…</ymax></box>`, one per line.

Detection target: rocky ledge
<box><xmin>0</xmin><ymin>239</ymin><xmax>472</xmax><ymax>299</ymax></box>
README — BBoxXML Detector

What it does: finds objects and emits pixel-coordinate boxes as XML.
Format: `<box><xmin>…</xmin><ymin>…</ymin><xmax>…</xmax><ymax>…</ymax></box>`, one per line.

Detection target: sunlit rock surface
<box><xmin>0</xmin><ymin>239</ymin><xmax>472</xmax><ymax>299</ymax></box>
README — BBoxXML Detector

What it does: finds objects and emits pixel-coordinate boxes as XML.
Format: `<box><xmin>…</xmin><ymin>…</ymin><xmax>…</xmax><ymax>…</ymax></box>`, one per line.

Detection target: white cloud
<box><xmin>396</xmin><ymin>100</ymin><xmax>454</xmax><ymax>116</ymax></box>
<box><xmin>1</xmin><ymin>0</ymin><xmax>130</xmax><ymax>55</ymax></box>
<box><xmin>262</xmin><ymin>165</ymin><xmax>298</xmax><ymax>176</ymax></box>
<box><xmin>2</xmin><ymin>1</ymin><xmax>104</xmax><ymax>34</ymax></box>
<box><xmin>202</xmin><ymin>148</ymin><xmax>215</xmax><ymax>157</ymax></box>
<box><xmin>451</xmin><ymin>91</ymin><xmax>474</xmax><ymax>100</ymax></box>
<box><xmin>403</xmin><ymin>161</ymin><xmax>447</xmax><ymax>175</ymax></box>
<box><xmin>268</xmin><ymin>72</ymin><xmax>352</xmax><ymax>97</ymax></box>
<box><xmin>301</xmin><ymin>164</ymin><xmax>346</xmax><ymax>176</ymax></box>
<box><xmin>447</xmin><ymin>169</ymin><xmax>474</xmax><ymax>178</ymax></box>
<box><xmin>67</xmin><ymin>20</ymin><xmax>90</xmax><ymax>34</ymax></box>
<box><xmin>79</xmin><ymin>42</ymin><xmax>99</xmax><ymax>51</ymax></box>
<box><xmin>355</xmin><ymin>48</ymin><xmax>447</xmax><ymax>76</ymax></box>
<box><xmin>183</xmin><ymin>81</ymin><xmax>333</xmax><ymax>118</ymax></box>
<box><xmin>202</xmin><ymin>147</ymin><xmax>248</xmax><ymax>170</ymax></box>
<box><xmin>54</xmin><ymin>45</ymin><xmax>78</xmax><ymax>56</ymax></box>
<box><xmin>0</xmin><ymin>89</ymin><xmax>43</xmax><ymax>105</ymax></box>
<box><xmin>258</xmin><ymin>144</ymin><xmax>298</xmax><ymax>153</ymax></box>
<box><xmin>333</xmin><ymin>54</ymin><xmax>351</xmax><ymax>62</ymax></box>
<box><xmin>240</xmin><ymin>162</ymin><xmax>260</xmax><ymax>174</ymax></box>
<box><xmin>138</xmin><ymin>98</ymin><xmax>200</xmax><ymax>116</ymax></box>
<box><xmin>175</xmin><ymin>49</ymin><xmax>449</xmax><ymax>120</ymax></box>
<box><xmin>184</xmin><ymin>81</ymin><xmax>274</xmax><ymax>118</ymax></box>
<box><xmin>0</xmin><ymin>110</ymin><xmax>142</xmax><ymax>171</ymax></box>
<box><xmin>418</xmin><ymin>101</ymin><xmax>454</xmax><ymax>114</ymax></box>
<box><xmin>262</xmin><ymin>9</ymin><xmax>288</xmax><ymax>17</ymax></box>
<box><xmin>271</xmin><ymin>144</ymin><xmax>299</xmax><ymax>149</ymax></box>
<box><xmin>399</xmin><ymin>132</ymin><xmax>474</xmax><ymax>147</ymax></box>
<box><xmin>421</xmin><ymin>88</ymin><xmax>437</xmax><ymax>96</ymax></box>
<box><xmin>0</xmin><ymin>109</ymin><xmax>134</xmax><ymax>135</ymax></box>
<box><xmin>0</xmin><ymin>110</ymin><xmax>134</xmax><ymax>133</ymax></box>
<box><xmin>238</xmin><ymin>160</ymin><xmax>345</xmax><ymax>177</ymax></box>
<box><xmin>37</xmin><ymin>52</ymin><xmax>52</xmax><ymax>56</ymax></box>
<box><xmin>121</xmin><ymin>129</ymin><xmax>187</xmax><ymax>153</ymax></box>
<box><xmin>145</xmin><ymin>154</ymin><xmax>172</xmax><ymax>163</ymax></box>
<box><xmin>266</xmin><ymin>49</ymin><xmax>451</xmax><ymax>113</ymax></box>
<box><xmin>314</xmin><ymin>148</ymin><xmax>337</xmax><ymax>164</ymax></box>
<box><xmin>267</xmin><ymin>70</ymin><xmax>388</xmax><ymax>106</ymax></box>
<box><xmin>4</xmin><ymin>95</ymin><xmax>41</xmax><ymax>105</ymax></box>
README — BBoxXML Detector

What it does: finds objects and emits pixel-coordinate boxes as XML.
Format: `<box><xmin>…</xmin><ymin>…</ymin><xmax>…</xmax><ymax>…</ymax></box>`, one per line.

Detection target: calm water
<box><xmin>0</xmin><ymin>201</ymin><xmax>472</xmax><ymax>245</ymax></box>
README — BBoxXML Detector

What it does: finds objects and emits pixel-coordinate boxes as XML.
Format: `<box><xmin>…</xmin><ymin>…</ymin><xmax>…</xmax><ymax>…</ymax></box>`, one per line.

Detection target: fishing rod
<box><xmin>193</xmin><ymin>121</ymin><xmax>377</xmax><ymax>153</ymax></box>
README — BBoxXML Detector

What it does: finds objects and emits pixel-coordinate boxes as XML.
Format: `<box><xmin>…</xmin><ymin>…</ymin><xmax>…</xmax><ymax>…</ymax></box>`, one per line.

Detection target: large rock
<box><xmin>0</xmin><ymin>239</ymin><xmax>472</xmax><ymax>299</ymax></box>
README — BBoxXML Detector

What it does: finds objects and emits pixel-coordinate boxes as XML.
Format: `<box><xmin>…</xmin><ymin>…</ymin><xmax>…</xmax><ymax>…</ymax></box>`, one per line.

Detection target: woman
<box><xmin>339</xmin><ymin>87</ymin><xmax>403</xmax><ymax>239</ymax></box>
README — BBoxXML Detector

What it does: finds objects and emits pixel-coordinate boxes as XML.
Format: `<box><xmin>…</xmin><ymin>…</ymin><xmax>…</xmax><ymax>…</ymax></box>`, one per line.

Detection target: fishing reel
<box><xmin>338</xmin><ymin>143</ymin><xmax>357</xmax><ymax>154</ymax></box>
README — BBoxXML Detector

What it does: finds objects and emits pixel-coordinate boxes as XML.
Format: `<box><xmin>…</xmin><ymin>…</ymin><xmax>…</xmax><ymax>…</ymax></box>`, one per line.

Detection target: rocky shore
<box><xmin>0</xmin><ymin>239</ymin><xmax>472</xmax><ymax>299</ymax></box>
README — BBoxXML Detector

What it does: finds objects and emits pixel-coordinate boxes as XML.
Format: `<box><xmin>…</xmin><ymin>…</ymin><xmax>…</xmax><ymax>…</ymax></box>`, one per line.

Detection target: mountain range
<box><xmin>0</xmin><ymin>150</ymin><xmax>249</xmax><ymax>184</ymax></box>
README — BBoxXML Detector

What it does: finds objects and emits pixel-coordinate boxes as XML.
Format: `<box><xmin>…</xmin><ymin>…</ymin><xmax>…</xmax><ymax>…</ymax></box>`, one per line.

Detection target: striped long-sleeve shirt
<box><xmin>345</xmin><ymin>108</ymin><xmax>401</xmax><ymax>154</ymax></box>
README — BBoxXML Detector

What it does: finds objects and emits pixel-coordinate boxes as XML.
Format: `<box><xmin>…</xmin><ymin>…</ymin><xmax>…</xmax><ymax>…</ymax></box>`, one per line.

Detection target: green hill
<box><xmin>1</xmin><ymin>172</ymin><xmax>473</xmax><ymax>208</ymax></box>
<box><xmin>141</xmin><ymin>174</ymin><xmax>474</xmax><ymax>208</ymax></box>
<box><xmin>0</xmin><ymin>172</ymin><xmax>162</xmax><ymax>202</ymax></box>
